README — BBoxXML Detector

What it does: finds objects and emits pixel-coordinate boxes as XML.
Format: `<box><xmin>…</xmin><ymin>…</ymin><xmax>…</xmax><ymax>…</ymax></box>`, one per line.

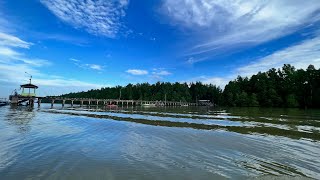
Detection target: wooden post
<box><xmin>51</xmin><ymin>99</ymin><xmax>55</xmax><ymax>108</ymax></box>
<box><xmin>38</xmin><ymin>99</ymin><xmax>42</xmax><ymax>107</ymax></box>
<box><xmin>29</xmin><ymin>99</ymin><xmax>34</xmax><ymax>107</ymax></box>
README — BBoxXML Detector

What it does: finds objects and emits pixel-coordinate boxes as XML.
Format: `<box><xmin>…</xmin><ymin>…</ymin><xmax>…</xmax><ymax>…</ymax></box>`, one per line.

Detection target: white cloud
<box><xmin>0</xmin><ymin>32</ymin><xmax>32</xmax><ymax>48</ymax></box>
<box><xmin>15</xmin><ymin>57</ymin><xmax>51</xmax><ymax>67</ymax></box>
<box><xmin>0</xmin><ymin>63</ymin><xmax>43</xmax><ymax>83</ymax></box>
<box><xmin>152</xmin><ymin>70</ymin><xmax>171</xmax><ymax>76</ymax></box>
<box><xmin>184</xmin><ymin>75</ymin><xmax>230</xmax><ymax>88</ymax></box>
<box><xmin>0</xmin><ymin>32</ymin><xmax>50</xmax><ymax>67</ymax></box>
<box><xmin>162</xmin><ymin>0</ymin><xmax>320</xmax><ymax>56</ymax></box>
<box><xmin>40</xmin><ymin>0</ymin><xmax>129</xmax><ymax>37</ymax></box>
<box><xmin>34</xmin><ymin>78</ymin><xmax>105</xmax><ymax>88</ymax></box>
<box><xmin>126</xmin><ymin>69</ymin><xmax>148</xmax><ymax>75</ymax></box>
<box><xmin>69</xmin><ymin>58</ymin><xmax>80</xmax><ymax>62</ymax></box>
<box><xmin>0</xmin><ymin>62</ymin><xmax>108</xmax><ymax>97</ymax></box>
<box><xmin>0</xmin><ymin>32</ymin><xmax>107</xmax><ymax>97</ymax></box>
<box><xmin>186</xmin><ymin>56</ymin><xmax>210</xmax><ymax>65</ymax></box>
<box><xmin>0</xmin><ymin>47</ymin><xmax>20</xmax><ymax>57</ymax></box>
<box><xmin>186</xmin><ymin>36</ymin><xmax>320</xmax><ymax>88</ymax></box>
<box><xmin>150</xmin><ymin>69</ymin><xmax>172</xmax><ymax>80</ymax></box>
<box><xmin>34</xmin><ymin>33</ymin><xmax>89</xmax><ymax>46</ymax></box>
<box><xmin>70</xmin><ymin>58</ymin><xmax>104</xmax><ymax>71</ymax></box>
<box><xmin>87</xmin><ymin>64</ymin><xmax>103</xmax><ymax>71</ymax></box>
<box><xmin>236</xmin><ymin>36</ymin><xmax>320</xmax><ymax>77</ymax></box>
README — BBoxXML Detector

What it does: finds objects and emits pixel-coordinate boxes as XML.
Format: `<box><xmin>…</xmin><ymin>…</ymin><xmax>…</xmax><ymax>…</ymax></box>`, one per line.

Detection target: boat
<box><xmin>141</xmin><ymin>104</ymin><xmax>156</xmax><ymax>107</ymax></box>
<box><xmin>0</xmin><ymin>99</ymin><xmax>9</xmax><ymax>106</ymax></box>
<box><xmin>106</xmin><ymin>104</ymin><xmax>118</xmax><ymax>108</ymax></box>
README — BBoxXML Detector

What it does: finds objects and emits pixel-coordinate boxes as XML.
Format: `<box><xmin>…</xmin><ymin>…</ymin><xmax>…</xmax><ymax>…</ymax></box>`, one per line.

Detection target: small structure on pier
<box><xmin>9</xmin><ymin>73</ymin><xmax>40</xmax><ymax>107</ymax></box>
<box><xmin>20</xmin><ymin>83</ymin><xmax>38</xmax><ymax>97</ymax></box>
<box><xmin>198</xmin><ymin>100</ymin><xmax>213</xmax><ymax>106</ymax></box>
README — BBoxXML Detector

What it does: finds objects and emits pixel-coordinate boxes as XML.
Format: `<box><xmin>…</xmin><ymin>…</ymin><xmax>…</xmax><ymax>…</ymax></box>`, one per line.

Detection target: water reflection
<box><xmin>0</xmin><ymin>105</ymin><xmax>319</xmax><ymax>179</ymax></box>
<box><xmin>3</xmin><ymin>105</ymin><xmax>37</xmax><ymax>133</ymax></box>
<box><xmin>44</xmin><ymin>107</ymin><xmax>320</xmax><ymax>141</ymax></box>
<box><xmin>0</xmin><ymin>106</ymin><xmax>36</xmax><ymax>171</ymax></box>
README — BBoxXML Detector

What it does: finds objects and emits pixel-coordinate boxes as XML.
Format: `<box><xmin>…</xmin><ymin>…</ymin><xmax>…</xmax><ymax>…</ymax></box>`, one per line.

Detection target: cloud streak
<box><xmin>88</xmin><ymin>64</ymin><xmax>103</xmax><ymax>71</ymax></box>
<box><xmin>126</xmin><ymin>69</ymin><xmax>148</xmax><ymax>75</ymax></box>
<box><xmin>236</xmin><ymin>36</ymin><xmax>320</xmax><ymax>77</ymax></box>
<box><xmin>0</xmin><ymin>32</ymin><xmax>108</xmax><ymax>97</ymax></box>
<box><xmin>184</xmin><ymin>76</ymin><xmax>230</xmax><ymax>88</ymax></box>
<box><xmin>0</xmin><ymin>32</ymin><xmax>51</xmax><ymax>66</ymax></box>
<box><xmin>162</xmin><ymin>0</ymin><xmax>320</xmax><ymax>58</ymax></box>
<box><xmin>0</xmin><ymin>32</ymin><xmax>32</xmax><ymax>48</ymax></box>
<box><xmin>40</xmin><ymin>0</ymin><xmax>129</xmax><ymax>37</ymax></box>
<box><xmin>152</xmin><ymin>70</ymin><xmax>171</xmax><ymax>76</ymax></box>
<box><xmin>69</xmin><ymin>58</ymin><xmax>104</xmax><ymax>71</ymax></box>
<box><xmin>186</xmin><ymin>35</ymin><xmax>320</xmax><ymax>88</ymax></box>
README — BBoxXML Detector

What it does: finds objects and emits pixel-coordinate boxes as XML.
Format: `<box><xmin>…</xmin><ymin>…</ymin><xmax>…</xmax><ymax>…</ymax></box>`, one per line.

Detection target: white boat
<box><xmin>0</xmin><ymin>100</ymin><xmax>9</xmax><ymax>106</ymax></box>
<box><xmin>141</xmin><ymin>103</ymin><xmax>156</xmax><ymax>107</ymax></box>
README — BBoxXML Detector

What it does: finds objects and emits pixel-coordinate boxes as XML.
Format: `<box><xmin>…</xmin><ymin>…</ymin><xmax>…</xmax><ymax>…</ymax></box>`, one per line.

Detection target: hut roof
<box><xmin>20</xmin><ymin>83</ymin><xmax>38</xmax><ymax>89</ymax></box>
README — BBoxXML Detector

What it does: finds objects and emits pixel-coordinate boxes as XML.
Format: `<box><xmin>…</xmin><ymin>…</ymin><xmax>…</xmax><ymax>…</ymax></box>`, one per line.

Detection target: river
<box><xmin>0</xmin><ymin>104</ymin><xmax>319</xmax><ymax>179</ymax></box>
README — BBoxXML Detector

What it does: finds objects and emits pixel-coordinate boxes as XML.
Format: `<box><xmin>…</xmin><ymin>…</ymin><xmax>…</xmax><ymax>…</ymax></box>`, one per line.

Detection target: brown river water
<box><xmin>0</xmin><ymin>104</ymin><xmax>319</xmax><ymax>179</ymax></box>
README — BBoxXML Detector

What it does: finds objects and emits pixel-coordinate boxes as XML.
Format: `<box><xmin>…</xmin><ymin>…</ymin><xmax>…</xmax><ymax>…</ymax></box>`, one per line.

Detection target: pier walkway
<box><xmin>38</xmin><ymin>97</ymin><xmax>198</xmax><ymax>107</ymax></box>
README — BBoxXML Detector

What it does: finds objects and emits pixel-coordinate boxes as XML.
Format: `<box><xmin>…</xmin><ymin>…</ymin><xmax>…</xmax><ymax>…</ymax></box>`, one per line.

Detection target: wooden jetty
<box><xmin>9</xmin><ymin>74</ymin><xmax>209</xmax><ymax>107</ymax></box>
<box><xmin>8</xmin><ymin>81</ymin><xmax>198</xmax><ymax>107</ymax></box>
<box><xmin>38</xmin><ymin>97</ymin><xmax>198</xmax><ymax>108</ymax></box>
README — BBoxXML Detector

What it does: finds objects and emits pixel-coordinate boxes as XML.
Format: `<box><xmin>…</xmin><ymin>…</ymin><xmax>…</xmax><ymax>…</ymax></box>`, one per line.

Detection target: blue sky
<box><xmin>1</xmin><ymin>0</ymin><xmax>320</xmax><ymax>97</ymax></box>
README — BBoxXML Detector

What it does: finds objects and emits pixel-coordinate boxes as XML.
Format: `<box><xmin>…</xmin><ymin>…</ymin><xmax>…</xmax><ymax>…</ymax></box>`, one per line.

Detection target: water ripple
<box><xmin>0</xmin><ymin>105</ymin><xmax>319</xmax><ymax>179</ymax></box>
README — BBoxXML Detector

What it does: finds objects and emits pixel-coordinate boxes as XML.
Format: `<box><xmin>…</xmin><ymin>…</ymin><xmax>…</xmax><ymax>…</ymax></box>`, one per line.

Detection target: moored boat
<box><xmin>141</xmin><ymin>103</ymin><xmax>156</xmax><ymax>107</ymax></box>
<box><xmin>106</xmin><ymin>104</ymin><xmax>118</xmax><ymax>108</ymax></box>
<box><xmin>0</xmin><ymin>99</ymin><xmax>9</xmax><ymax>106</ymax></box>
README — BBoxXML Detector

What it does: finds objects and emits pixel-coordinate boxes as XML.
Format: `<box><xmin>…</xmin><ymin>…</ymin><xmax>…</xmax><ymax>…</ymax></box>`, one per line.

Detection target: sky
<box><xmin>1</xmin><ymin>0</ymin><xmax>320</xmax><ymax>97</ymax></box>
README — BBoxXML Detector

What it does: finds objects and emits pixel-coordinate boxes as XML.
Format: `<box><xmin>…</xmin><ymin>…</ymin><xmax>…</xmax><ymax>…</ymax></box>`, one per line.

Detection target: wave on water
<box><xmin>43</xmin><ymin>107</ymin><xmax>320</xmax><ymax>141</ymax></box>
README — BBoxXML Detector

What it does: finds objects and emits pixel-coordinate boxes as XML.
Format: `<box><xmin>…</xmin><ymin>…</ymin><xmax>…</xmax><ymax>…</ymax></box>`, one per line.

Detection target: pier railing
<box><xmin>38</xmin><ymin>97</ymin><xmax>198</xmax><ymax>107</ymax></box>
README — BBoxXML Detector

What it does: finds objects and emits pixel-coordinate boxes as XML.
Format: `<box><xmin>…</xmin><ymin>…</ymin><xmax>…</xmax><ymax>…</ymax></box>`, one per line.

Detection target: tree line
<box><xmin>60</xmin><ymin>64</ymin><xmax>320</xmax><ymax>108</ymax></box>
<box><xmin>61</xmin><ymin>82</ymin><xmax>222</xmax><ymax>104</ymax></box>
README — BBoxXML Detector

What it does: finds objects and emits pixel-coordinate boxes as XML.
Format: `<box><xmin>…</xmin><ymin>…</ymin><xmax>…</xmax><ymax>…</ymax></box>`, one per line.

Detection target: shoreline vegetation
<box><xmin>60</xmin><ymin>64</ymin><xmax>320</xmax><ymax>108</ymax></box>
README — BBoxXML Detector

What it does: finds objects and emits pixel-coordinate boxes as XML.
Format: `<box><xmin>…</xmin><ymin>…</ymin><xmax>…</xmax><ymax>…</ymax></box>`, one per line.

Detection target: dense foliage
<box><xmin>223</xmin><ymin>64</ymin><xmax>320</xmax><ymax>108</ymax></box>
<box><xmin>61</xmin><ymin>64</ymin><xmax>320</xmax><ymax>108</ymax></box>
<box><xmin>61</xmin><ymin>82</ymin><xmax>222</xmax><ymax>104</ymax></box>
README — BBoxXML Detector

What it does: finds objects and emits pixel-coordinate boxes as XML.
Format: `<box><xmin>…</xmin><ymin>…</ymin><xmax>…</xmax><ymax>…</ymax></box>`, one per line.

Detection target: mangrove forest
<box><xmin>60</xmin><ymin>64</ymin><xmax>320</xmax><ymax>108</ymax></box>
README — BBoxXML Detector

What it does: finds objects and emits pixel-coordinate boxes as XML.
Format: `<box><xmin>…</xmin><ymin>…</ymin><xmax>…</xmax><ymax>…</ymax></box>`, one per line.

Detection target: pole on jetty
<box><xmin>51</xmin><ymin>99</ymin><xmax>55</xmax><ymax>108</ymax></box>
<box><xmin>38</xmin><ymin>99</ymin><xmax>41</xmax><ymax>107</ymax></box>
<box><xmin>165</xmin><ymin>94</ymin><xmax>167</xmax><ymax>106</ymax></box>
